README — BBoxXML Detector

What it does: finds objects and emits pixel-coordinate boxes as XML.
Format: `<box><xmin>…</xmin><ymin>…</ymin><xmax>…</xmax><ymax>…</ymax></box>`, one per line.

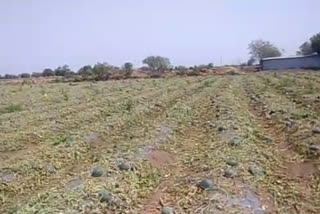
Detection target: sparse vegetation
<box><xmin>0</xmin><ymin>104</ymin><xmax>23</xmax><ymax>114</ymax></box>
<box><xmin>0</xmin><ymin>71</ymin><xmax>319</xmax><ymax>213</ymax></box>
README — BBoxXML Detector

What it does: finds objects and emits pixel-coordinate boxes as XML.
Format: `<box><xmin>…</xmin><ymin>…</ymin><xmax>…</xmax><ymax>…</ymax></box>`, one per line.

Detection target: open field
<box><xmin>0</xmin><ymin>71</ymin><xmax>320</xmax><ymax>214</ymax></box>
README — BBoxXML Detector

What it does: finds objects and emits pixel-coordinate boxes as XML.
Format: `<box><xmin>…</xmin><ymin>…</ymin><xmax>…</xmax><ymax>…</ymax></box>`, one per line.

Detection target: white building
<box><xmin>261</xmin><ymin>54</ymin><xmax>320</xmax><ymax>70</ymax></box>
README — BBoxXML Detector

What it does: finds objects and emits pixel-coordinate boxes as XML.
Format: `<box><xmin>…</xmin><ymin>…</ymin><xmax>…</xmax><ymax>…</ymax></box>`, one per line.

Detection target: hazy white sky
<box><xmin>0</xmin><ymin>0</ymin><xmax>319</xmax><ymax>74</ymax></box>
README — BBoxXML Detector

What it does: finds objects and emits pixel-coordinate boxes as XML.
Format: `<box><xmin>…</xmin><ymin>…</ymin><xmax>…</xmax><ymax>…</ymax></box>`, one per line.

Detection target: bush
<box><xmin>20</xmin><ymin>73</ymin><xmax>31</xmax><ymax>78</ymax></box>
<box><xmin>31</xmin><ymin>72</ymin><xmax>42</xmax><ymax>78</ymax></box>
<box><xmin>122</xmin><ymin>62</ymin><xmax>133</xmax><ymax>79</ymax></box>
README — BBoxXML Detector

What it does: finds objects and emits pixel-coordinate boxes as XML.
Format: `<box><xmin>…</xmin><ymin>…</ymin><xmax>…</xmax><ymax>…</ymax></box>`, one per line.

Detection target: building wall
<box><xmin>262</xmin><ymin>55</ymin><xmax>320</xmax><ymax>70</ymax></box>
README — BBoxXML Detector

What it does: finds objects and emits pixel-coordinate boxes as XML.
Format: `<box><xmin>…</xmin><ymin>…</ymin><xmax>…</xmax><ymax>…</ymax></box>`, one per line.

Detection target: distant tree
<box><xmin>78</xmin><ymin>65</ymin><xmax>94</xmax><ymax>76</ymax></box>
<box><xmin>247</xmin><ymin>57</ymin><xmax>255</xmax><ymax>66</ymax></box>
<box><xmin>31</xmin><ymin>72</ymin><xmax>42</xmax><ymax>78</ymax></box>
<box><xmin>92</xmin><ymin>62</ymin><xmax>111</xmax><ymax>81</ymax></box>
<box><xmin>54</xmin><ymin>65</ymin><xmax>72</xmax><ymax>76</ymax></box>
<box><xmin>20</xmin><ymin>73</ymin><xmax>31</xmax><ymax>78</ymax></box>
<box><xmin>4</xmin><ymin>74</ymin><xmax>18</xmax><ymax>79</ymax></box>
<box><xmin>310</xmin><ymin>33</ymin><xmax>320</xmax><ymax>54</ymax></box>
<box><xmin>176</xmin><ymin>65</ymin><xmax>187</xmax><ymax>70</ymax></box>
<box><xmin>122</xmin><ymin>62</ymin><xmax>133</xmax><ymax>78</ymax></box>
<box><xmin>142</xmin><ymin>56</ymin><xmax>171</xmax><ymax>74</ymax></box>
<box><xmin>42</xmin><ymin>68</ymin><xmax>55</xmax><ymax>77</ymax></box>
<box><xmin>207</xmin><ymin>63</ymin><xmax>214</xmax><ymax>69</ymax></box>
<box><xmin>248</xmin><ymin>40</ymin><xmax>282</xmax><ymax>62</ymax></box>
<box><xmin>175</xmin><ymin>65</ymin><xmax>188</xmax><ymax>76</ymax></box>
<box><xmin>296</xmin><ymin>42</ymin><xmax>313</xmax><ymax>55</ymax></box>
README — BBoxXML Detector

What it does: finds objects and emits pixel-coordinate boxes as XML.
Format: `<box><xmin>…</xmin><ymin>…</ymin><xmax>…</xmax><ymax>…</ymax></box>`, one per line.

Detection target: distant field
<box><xmin>0</xmin><ymin>71</ymin><xmax>319</xmax><ymax>213</ymax></box>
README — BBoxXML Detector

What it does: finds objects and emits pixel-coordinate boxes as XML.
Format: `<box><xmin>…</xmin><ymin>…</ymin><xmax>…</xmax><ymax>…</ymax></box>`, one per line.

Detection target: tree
<box><xmin>248</xmin><ymin>40</ymin><xmax>282</xmax><ymax>62</ymax></box>
<box><xmin>78</xmin><ymin>65</ymin><xmax>94</xmax><ymax>76</ymax></box>
<box><xmin>42</xmin><ymin>68</ymin><xmax>55</xmax><ymax>77</ymax></box>
<box><xmin>310</xmin><ymin>33</ymin><xmax>320</xmax><ymax>54</ymax></box>
<box><xmin>31</xmin><ymin>72</ymin><xmax>42</xmax><ymax>78</ymax></box>
<box><xmin>142</xmin><ymin>56</ymin><xmax>171</xmax><ymax>74</ymax></box>
<box><xmin>247</xmin><ymin>57</ymin><xmax>255</xmax><ymax>66</ymax></box>
<box><xmin>92</xmin><ymin>62</ymin><xmax>111</xmax><ymax>81</ymax></box>
<box><xmin>122</xmin><ymin>62</ymin><xmax>133</xmax><ymax>78</ymax></box>
<box><xmin>20</xmin><ymin>73</ymin><xmax>31</xmax><ymax>78</ymax></box>
<box><xmin>296</xmin><ymin>42</ymin><xmax>313</xmax><ymax>55</ymax></box>
<box><xmin>207</xmin><ymin>63</ymin><xmax>214</xmax><ymax>69</ymax></box>
<box><xmin>4</xmin><ymin>74</ymin><xmax>18</xmax><ymax>79</ymax></box>
<box><xmin>54</xmin><ymin>65</ymin><xmax>72</xmax><ymax>76</ymax></box>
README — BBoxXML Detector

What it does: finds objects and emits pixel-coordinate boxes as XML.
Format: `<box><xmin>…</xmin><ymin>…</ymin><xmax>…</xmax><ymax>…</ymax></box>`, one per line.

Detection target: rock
<box><xmin>91</xmin><ymin>167</ymin><xmax>104</xmax><ymax>177</ymax></box>
<box><xmin>226</xmin><ymin>158</ymin><xmax>238</xmax><ymax>167</ymax></box>
<box><xmin>312</xmin><ymin>128</ymin><xmax>320</xmax><ymax>134</ymax></box>
<box><xmin>65</xmin><ymin>178</ymin><xmax>83</xmax><ymax>191</ymax></box>
<box><xmin>118</xmin><ymin>162</ymin><xmax>131</xmax><ymax>171</ymax></box>
<box><xmin>224</xmin><ymin>168</ymin><xmax>236</xmax><ymax>178</ymax></box>
<box><xmin>309</xmin><ymin>145</ymin><xmax>320</xmax><ymax>152</ymax></box>
<box><xmin>0</xmin><ymin>171</ymin><xmax>16</xmax><ymax>182</ymax></box>
<box><xmin>198</xmin><ymin>179</ymin><xmax>214</xmax><ymax>190</ymax></box>
<box><xmin>161</xmin><ymin>206</ymin><xmax>174</xmax><ymax>214</ymax></box>
<box><xmin>248</xmin><ymin>166</ymin><xmax>264</xmax><ymax>177</ymax></box>
<box><xmin>46</xmin><ymin>164</ymin><xmax>56</xmax><ymax>174</ymax></box>
<box><xmin>99</xmin><ymin>190</ymin><xmax>113</xmax><ymax>203</ymax></box>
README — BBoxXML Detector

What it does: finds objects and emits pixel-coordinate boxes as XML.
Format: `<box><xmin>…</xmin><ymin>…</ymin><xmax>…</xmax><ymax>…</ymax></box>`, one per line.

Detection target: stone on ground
<box><xmin>224</xmin><ymin>168</ymin><xmax>237</xmax><ymax>178</ymax></box>
<box><xmin>161</xmin><ymin>206</ymin><xmax>174</xmax><ymax>214</ymax></box>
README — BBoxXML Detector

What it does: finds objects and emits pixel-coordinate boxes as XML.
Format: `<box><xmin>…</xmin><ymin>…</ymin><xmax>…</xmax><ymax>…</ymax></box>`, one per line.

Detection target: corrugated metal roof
<box><xmin>262</xmin><ymin>53</ymin><xmax>318</xmax><ymax>61</ymax></box>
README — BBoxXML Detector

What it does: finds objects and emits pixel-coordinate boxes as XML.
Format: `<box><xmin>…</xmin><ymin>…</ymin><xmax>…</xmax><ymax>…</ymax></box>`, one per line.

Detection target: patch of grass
<box><xmin>0</xmin><ymin>104</ymin><xmax>23</xmax><ymax>115</ymax></box>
